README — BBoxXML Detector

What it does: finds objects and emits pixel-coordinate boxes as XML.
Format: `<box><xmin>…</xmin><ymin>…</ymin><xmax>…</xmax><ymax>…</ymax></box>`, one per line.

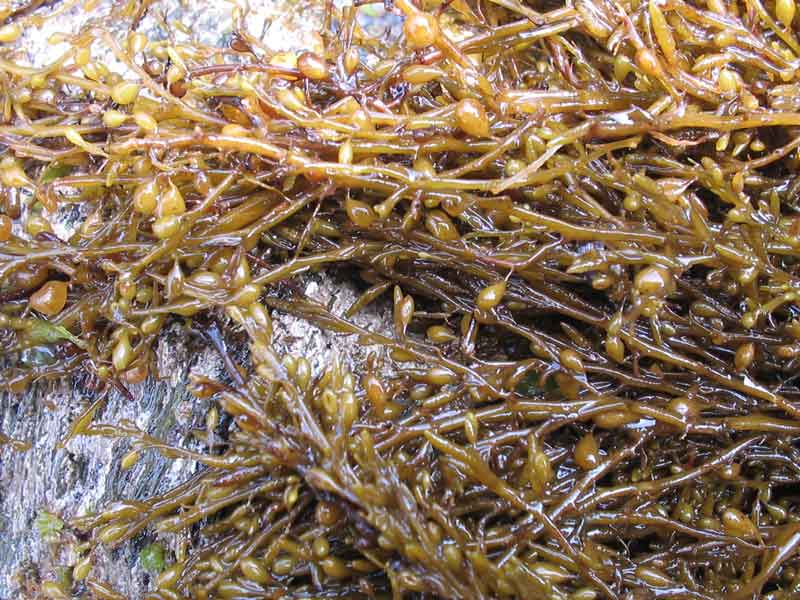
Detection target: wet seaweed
<box><xmin>3</xmin><ymin>0</ymin><xmax>800</xmax><ymax>597</ymax></box>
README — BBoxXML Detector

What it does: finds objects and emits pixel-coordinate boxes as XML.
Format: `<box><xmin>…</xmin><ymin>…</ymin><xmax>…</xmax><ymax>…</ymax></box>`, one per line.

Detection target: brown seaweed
<box><xmin>2</xmin><ymin>0</ymin><xmax>800</xmax><ymax>597</ymax></box>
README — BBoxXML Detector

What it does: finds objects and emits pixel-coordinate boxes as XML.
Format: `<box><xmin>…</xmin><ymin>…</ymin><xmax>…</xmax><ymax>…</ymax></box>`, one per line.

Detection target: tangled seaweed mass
<box><xmin>5</xmin><ymin>0</ymin><xmax>800</xmax><ymax>597</ymax></box>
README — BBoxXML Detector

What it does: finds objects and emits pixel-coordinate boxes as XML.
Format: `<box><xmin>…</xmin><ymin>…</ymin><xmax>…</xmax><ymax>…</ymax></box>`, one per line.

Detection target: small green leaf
<box><xmin>515</xmin><ymin>372</ymin><xmax>557</xmax><ymax>396</ymax></box>
<box><xmin>139</xmin><ymin>543</ymin><xmax>166</xmax><ymax>573</ymax></box>
<box><xmin>35</xmin><ymin>511</ymin><xmax>64</xmax><ymax>539</ymax></box>
<box><xmin>360</xmin><ymin>3</ymin><xmax>384</xmax><ymax>17</ymax></box>
<box><xmin>28</xmin><ymin>320</ymin><xmax>71</xmax><ymax>344</ymax></box>
<box><xmin>55</xmin><ymin>565</ymin><xmax>73</xmax><ymax>589</ymax></box>
<box><xmin>27</xmin><ymin>320</ymin><xmax>87</xmax><ymax>349</ymax></box>
<box><xmin>40</xmin><ymin>164</ymin><xmax>72</xmax><ymax>183</ymax></box>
